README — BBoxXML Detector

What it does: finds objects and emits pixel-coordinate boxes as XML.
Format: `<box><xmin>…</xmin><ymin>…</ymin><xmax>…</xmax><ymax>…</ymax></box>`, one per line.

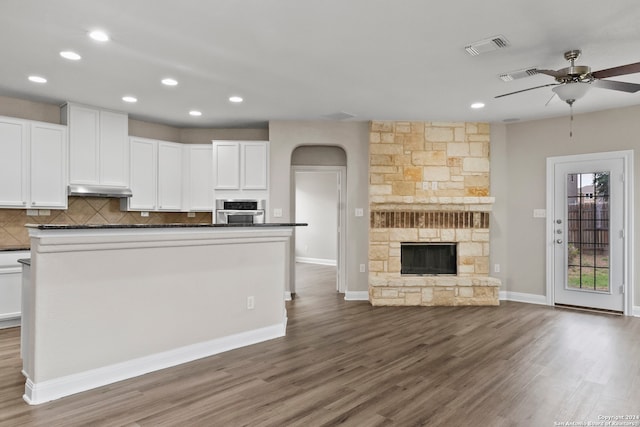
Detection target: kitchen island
<box><xmin>21</xmin><ymin>223</ymin><xmax>304</xmax><ymax>404</ymax></box>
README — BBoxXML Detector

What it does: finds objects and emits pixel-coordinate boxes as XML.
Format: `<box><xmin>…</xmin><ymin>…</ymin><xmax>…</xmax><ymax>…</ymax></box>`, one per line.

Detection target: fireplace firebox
<box><xmin>401</xmin><ymin>243</ymin><xmax>457</xmax><ymax>275</ymax></box>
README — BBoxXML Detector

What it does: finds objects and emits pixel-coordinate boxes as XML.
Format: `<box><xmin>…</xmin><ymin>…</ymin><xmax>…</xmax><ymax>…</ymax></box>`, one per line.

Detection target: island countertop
<box><xmin>25</xmin><ymin>223</ymin><xmax>307</xmax><ymax>230</ymax></box>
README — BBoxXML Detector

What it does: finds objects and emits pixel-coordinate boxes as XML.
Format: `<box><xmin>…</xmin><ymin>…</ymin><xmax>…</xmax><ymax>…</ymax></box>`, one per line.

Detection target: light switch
<box><xmin>355</xmin><ymin>208</ymin><xmax>364</xmax><ymax>217</ymax></box>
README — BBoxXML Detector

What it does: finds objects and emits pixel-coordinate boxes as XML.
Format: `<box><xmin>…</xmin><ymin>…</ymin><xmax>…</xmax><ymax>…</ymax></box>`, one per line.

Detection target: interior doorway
<box><xmin>290</xmin><ymin>145</ymin><xmax>347</xmax><ymax>297</ymax></box>
<box><xmin>546</xmin><ymin>150</ymin><xmax>634</xmax><ymax>314</ymax></box>
<box><xmin>293</xmin><ymin>166</ymin><xmax>347</xmax><ymax>293</ymax></box>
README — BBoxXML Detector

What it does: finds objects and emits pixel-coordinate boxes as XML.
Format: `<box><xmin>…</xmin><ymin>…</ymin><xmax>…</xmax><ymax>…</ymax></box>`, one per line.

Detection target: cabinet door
<box><xmin>68</xmin><ymin>105</ymin><xmax>100</xmax><ymax>184</ymax></box>
<box><xmin>157</xmin><ymin>142</ymin><xmax>183</xmax><ymax>211</ymax></box>
<box><xmin>242</xmin><ymin>142</ymin><xmax>268</xmax><ymax>190</ymax></box>
<box><xmin>185</xmin><ymin>145</ymin><xmax>213</xmax><ymax>211</ymax></box>
<box><xmin>0</xmin><ymin>118</ymin><xmax>28</xmax><ymax>207</ymax></box>
<box><xmin>99</xmin><ymin>110</ymin><xmax>129</xmax><ymax>187</ymax></box>
<box><xmin>213</xmin><ymin>142</ymin><xmax>240</xmax><ymax>189</ymax></box>
<box><xmin>30</xmin><ymin>123</ymin><xmax>67</xmax><ymax>209</ymax></box>
<box><xmin>129</xmin><ymin>138</ymin><xmax>157</xmax><ymax>211</ymax></box>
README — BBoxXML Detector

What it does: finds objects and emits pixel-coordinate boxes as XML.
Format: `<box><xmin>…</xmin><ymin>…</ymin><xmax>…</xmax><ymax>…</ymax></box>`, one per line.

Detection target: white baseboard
<box><xmin>23</xmin><ymin>322</ymin><xmax>287</xmax><ymax>405</ymax></box>
<box><xmin>295</xmin><ymin>257</ymin><xmax>337</xmax><ymax>266</ymax></box>
<box><xmin>0</xmin><ymin>316</ymin><xmax>20</xmax><ymax>329</ymax></box>
<box><xmin>345</xmin><ymin>291</ymin><xmax>369</xmax><ymax>301</ymax></box>
<box><xmin>284</xmin><ymin>291</ymin><xmax>292</xmax><ymax>301</ymax></box>
<box><xmin>499</xmin><ymin>291</ymin><xmax>548</xmax><ymax>306</ymax></box>
<box><xmin>633</xmin><ymin>306</ymin><xmax>640</xmax><ymax>317</ymax></box>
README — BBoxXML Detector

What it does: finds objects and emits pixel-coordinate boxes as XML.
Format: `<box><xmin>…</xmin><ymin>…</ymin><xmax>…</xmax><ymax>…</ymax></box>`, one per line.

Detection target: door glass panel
<box><xmin>566</xmin><ymin>172</ymin><xmax>610</xmax><ymax>292</ymax></box>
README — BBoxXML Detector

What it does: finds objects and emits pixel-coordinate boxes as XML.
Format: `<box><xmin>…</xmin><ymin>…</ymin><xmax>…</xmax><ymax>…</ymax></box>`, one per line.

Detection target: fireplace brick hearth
<box><xmin>368</xmin><ymin>121</ymin><xmax>501</xmax><ymax>306</ymax></box>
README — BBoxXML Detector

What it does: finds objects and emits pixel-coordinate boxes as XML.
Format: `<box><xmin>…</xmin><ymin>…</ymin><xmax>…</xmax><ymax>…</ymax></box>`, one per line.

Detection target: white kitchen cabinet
<box><xmin>213</xmin><ymin>142</ymin><xmax>240</xmax><ymax>189</ymax></box>
<box><xmin>128</xmin><ymin>137</ymin><xmax>157</xmax><ymax>211</ymax></box>
<box><xmin>0</xmin><ymin>116</ymin><xmax>67</xmax><ymax>209</ymax></box>
<box><xmin>157</xmin><ymin>141</ymin><xmax>183</xmax><ymax>211</ymax></box>
<box><xmin>0</xmin><ymin>117</ymin><xmax>28</xmax><ymax>207</ymax></box>
<box><xmin>212</xmin><ymin>140</ymin><xmax>268</xmax><ymax>191</ymax></box>
<box><xmin>63</xmin><ymin>103</ymin><xmax>129</xmax><ymax>188</ymax></box>
<box><xmin>0</xmin><ymin>250</ymin><xmax>29</xmax><ymax>329</ymax></box>
<box><xmin>183</xmin><ymin>144</ymin><xmax>213</xmax><ymax>211</ymax></box>
<box><xmin>126</xmin><ymin>138</ymin><xmax>183</xmax><ymax>211</ymax></box>
<box><xmin>29</xmin><ymin>122</ymin><xmax>68</xmax><ymax>209</ymax></box>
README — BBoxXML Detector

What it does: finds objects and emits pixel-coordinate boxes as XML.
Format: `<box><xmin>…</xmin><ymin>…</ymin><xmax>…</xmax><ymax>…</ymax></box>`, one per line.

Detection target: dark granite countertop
<box><xmin>0</xmin><ymin>247</ymin><xmax>30</xmax><ymax>252</ymax></box>
<box><xmin>26</xmin><ymin>223</ymin><xmax>307</xmax><ymax>230</ymax></box>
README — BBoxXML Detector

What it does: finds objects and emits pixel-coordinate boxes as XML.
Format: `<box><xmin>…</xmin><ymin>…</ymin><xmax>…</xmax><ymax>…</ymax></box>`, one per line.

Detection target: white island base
<box><xmin>22</xmin><ymin>224</ymin><xmax>295</xmax><ymax>405</ymax></box>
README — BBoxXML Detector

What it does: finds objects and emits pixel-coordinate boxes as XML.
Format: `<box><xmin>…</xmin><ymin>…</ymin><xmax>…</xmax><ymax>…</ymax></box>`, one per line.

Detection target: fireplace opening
<box><xmin>401</xmin><ymin>243</ymin><xmax>457</xmax><ymax>275</ymax></box>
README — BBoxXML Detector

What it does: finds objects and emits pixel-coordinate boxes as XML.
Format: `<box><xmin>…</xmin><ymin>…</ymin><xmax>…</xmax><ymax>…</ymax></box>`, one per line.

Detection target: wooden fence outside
<box><xmin>567</xmin><ymin>203</ymin><xmax>609</xmax><ymax>251</ymax></box>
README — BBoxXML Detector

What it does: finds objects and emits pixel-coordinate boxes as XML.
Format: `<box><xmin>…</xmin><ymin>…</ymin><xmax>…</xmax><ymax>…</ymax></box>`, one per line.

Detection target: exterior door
<box><xmin>551</xmin><ymin>155</ymin><xmax>625</xmax><ymax>312</ymax></box>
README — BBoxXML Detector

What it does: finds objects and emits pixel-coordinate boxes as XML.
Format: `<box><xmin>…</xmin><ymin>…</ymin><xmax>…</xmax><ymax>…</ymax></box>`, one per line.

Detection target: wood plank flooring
<box><xmin>1</xmin><ymin>263</ymin><xmax>639</xmax><ymax>426</ymax></box>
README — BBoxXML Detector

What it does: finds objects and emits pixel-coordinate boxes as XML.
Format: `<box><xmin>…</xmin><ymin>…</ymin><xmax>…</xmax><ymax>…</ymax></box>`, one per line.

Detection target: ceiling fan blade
<box><xmin>592</xmin><ymin>79</ymin><xmax>640</xmax><ymax>93</ymax></box>
<box><xmin>495</xmin><ymin>83</ymin><xmax>558</xmax><ymax>99</ymax></box>
<box><xmin>535</xmin><ymin>69</ymin><xmax>564</xmax><ymax>78</ymax></box>
<box><xmin>592</xmin><ymin>62</ymin><xmax>640</xmax><ymax>79</ymax></box>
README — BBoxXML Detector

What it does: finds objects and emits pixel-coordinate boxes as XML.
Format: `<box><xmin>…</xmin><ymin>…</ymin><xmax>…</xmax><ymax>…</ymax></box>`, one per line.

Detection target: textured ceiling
<box><xmin>1</xmin><ymin>0</ymin><xmax>639</xmax><ymax>128</ymax></box>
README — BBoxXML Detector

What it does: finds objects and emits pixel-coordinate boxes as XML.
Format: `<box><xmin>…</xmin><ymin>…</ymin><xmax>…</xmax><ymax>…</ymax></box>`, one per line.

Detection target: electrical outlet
<box><xmin>247</xmin><ymin>296</ymin><xmax>255</xmax><ymax>310</ymax></box>
<box><xmin>355</xmin><ymin>208</ymin><xmax>364</xmax><ymax>217</ymax></box>
<box><xmin>187</xmin><ymin>212</ymin><xmax>196</xmax><ymax>218</ymax></box>
<box><xmin>141</xmin><ymin>211</ymin><xmax>149</xmax><ymax>217</ymax></box>
<box><xmin>38</xmin><ymin>209</ymin><xmax>51</xmax><ymax>216</ymax></box>
<box><xmin>494</xmin><ymin>264</ymin><xmax>500</xmax><ymax>273</ymax></box>
<box><xmin>273</xmin><ymin>208</ymin><xmax>282</xmax><ymax>218</ymax></box>
<box><xmin>26</xmin><ymin>209</ymin><xmax>38</xmax><ymax>217</ymax></box>
<box><xmin>360</xmin><ymin>264</ymin><xmax>366</xmax><ymax>273</ymax></box>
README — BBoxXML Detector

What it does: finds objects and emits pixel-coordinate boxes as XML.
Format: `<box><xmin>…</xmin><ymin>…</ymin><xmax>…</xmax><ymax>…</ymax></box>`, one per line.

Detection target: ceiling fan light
<box><xmin>552</xmin><ymin>82</ymin><xmax>591</xmax><ymax>102</ymax></box>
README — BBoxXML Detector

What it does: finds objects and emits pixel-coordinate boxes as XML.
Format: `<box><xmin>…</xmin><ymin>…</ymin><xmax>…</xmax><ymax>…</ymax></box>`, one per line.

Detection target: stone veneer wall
<box><xmin>369</xmin><ymin>121</ymin><xmax>500</xmax><ymax>306</ymax></box>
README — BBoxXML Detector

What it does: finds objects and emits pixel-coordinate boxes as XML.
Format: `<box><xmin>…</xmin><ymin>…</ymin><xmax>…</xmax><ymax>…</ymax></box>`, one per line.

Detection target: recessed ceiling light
<box><xmin>471</xmin><ymin>102</ymin><xmax>485</xmax><ymax>109</ymax></box>
<box><xmin>88</xmin><ymin>30</ymin><xmax>109</xmax><ymax>42</ymax></box>
<box><xmin>28</xmin><ymin>75</ymin><xmax>47</xmax><ymax>83</ymax></box>
<box><xmin>229</xmin><ymin>96</ymin><xmax>243</xmax><ymax>103</ymax></box>
<box><xmin>162</xmin><ymin>78</ymin><xmax>178</xmax><ymax>86</ymax></box>
<box><xmin>122</xmin><ymin>96</ymin><xmax>137</xmax><ymax>103</ymax></box>
<box><xmin>60</xmin><ymin>51</ymin><xmax>81</xmax><ymax>61</ymax></box>
<box><xmin>189</xmin><ymin>110</ymin><xmax>202</xmax><ymax>116</ymax></box>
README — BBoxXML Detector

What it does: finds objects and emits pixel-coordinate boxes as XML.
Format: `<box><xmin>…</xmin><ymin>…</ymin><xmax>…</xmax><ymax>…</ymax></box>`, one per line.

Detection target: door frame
<box><xmin>545</xmin><ymin>150</ymin><xmax>634</xmax><ymax>315</ymax></box>
<box><xmin>292</xmin><ymin>165</ymin><xmax>347</xmax><ymax>293</ymax></box>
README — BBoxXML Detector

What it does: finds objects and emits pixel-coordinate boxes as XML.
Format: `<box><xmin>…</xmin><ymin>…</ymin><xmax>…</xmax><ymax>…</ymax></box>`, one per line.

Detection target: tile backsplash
<box><xmin>0</xmin><ymin>197</ymin><xmax>212</xmax><ymax>250</ymax></box>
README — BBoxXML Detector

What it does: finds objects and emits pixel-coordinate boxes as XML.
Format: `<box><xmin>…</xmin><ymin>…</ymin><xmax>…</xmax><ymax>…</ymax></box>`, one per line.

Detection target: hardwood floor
<box><xmin>1</xmin><ymin>263</ymin><xmax>639</xmax><ymax>426</ymax></box>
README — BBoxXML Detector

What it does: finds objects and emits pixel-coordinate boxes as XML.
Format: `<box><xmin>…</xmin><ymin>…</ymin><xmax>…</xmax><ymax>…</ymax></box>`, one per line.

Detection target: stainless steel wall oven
<box><xmin>215</xmin><ymin>199</ymin><xmax>266</xmax><ymax>224</ymax></box>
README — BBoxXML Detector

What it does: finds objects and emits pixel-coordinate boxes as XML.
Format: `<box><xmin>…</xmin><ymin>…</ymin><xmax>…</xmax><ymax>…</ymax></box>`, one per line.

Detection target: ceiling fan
<box><xmin>496</xmin><ymin>49</ymin><xmax>640</xmax><ymax>105</ymax></box>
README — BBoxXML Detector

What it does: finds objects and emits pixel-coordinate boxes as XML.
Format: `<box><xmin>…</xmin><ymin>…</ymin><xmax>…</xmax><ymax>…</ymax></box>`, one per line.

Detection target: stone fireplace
<box><xmin>368</xmin><ymin>121</ymin><xmax>501</xmax><ymax>306</ymax></box>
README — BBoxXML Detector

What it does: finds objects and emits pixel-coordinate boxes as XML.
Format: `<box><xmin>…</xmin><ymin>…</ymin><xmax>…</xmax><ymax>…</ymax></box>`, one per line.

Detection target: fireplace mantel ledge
<box><xmin>370</xmin><ymin>196</ymin><xmax>496</xmax><ymax>212</ymax></box>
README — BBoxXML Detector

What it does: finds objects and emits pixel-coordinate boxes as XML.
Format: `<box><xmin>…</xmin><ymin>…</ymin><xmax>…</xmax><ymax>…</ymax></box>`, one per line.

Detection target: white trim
<box><xmin>0</xmin><ymin>317</ymin><xmax>20</xmax><ymax>329</ymax></box>
<box><xmin>23</xmin><ymin>322</ymin><xmax>286</xmax><ymax>405</ymax></box>
<box><xmin>284</xmin><ymin>291</ymin><xmax>292</xmax><ymax>301</ymax></box>
<box><xmin>499</xmin><ymin>291</ymin><xmax>548</xmax><ymax>305</ymax></box>
<box><xmin>546</xmin><ymin>150</ymin><xmax>634</xmax><ymax>315</ymax></box>
<box><xmin>345</xmin><ymin>291</ymin><xmax>369</xmax><ymax>301</ymax></box>
<box><xmin>295</xmin><ymin>257</ymin><xmax>337</xmax><ymax>266</ymax></box>
<box><xmin>633</xmin><ymin>306</ymin><xmax>640</xmax><ymax>317</ymax></box>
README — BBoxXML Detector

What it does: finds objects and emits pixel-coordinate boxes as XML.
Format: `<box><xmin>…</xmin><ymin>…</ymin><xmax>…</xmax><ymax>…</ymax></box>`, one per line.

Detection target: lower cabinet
<box><xmin>0</xmin><ymin>251</ymin><xmax>29</xmax><ymax>329</ymax></box>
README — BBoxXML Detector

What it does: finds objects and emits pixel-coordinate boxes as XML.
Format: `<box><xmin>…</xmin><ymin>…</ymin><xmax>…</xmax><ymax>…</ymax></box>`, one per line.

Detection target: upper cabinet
<box><xmin>126</xmin><ymin>137</ymin><xmax>184</xmax><ymax>212</ymax></box>
<box><xmin>183</xmin><ymin>144</ymin><xmax>213</xmax><ymax>211</ymax></box>
<box><xmin>0</xmin><ymin>116</ymin><xmax>67</xmax><ymax>209</ymax></box>
<box><xmin>62</xmin><ymin>103</ymin><xmax>129</xmax><ymax>188</ymax></box>
<box><xmin>212</xmin><ymin>140</ymin><xmax>268</xmax><ymax>191</ymax></box>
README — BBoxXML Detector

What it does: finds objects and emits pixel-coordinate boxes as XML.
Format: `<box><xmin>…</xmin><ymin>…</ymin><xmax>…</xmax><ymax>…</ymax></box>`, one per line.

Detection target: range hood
<box><xmin>68</xmin><ymin>184</ymin><xmax>133</xmax><ymax>198</ymax></box>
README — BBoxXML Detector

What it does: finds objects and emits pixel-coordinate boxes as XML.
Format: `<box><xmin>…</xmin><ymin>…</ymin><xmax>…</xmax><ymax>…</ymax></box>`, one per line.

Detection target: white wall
<box><xmin>268</xmin><ymin>121</ymin><xmax>370</xmax><ymax>294</ymax></box>
<box><xmin>495</xmin><ymin>105</ymin><xmax>640</xmax><ymax>307</ymax></box>
<box><xmin>295</xmin><ymin>171</ymin><xmax>338</xmax><ymax>265</ymax></box>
